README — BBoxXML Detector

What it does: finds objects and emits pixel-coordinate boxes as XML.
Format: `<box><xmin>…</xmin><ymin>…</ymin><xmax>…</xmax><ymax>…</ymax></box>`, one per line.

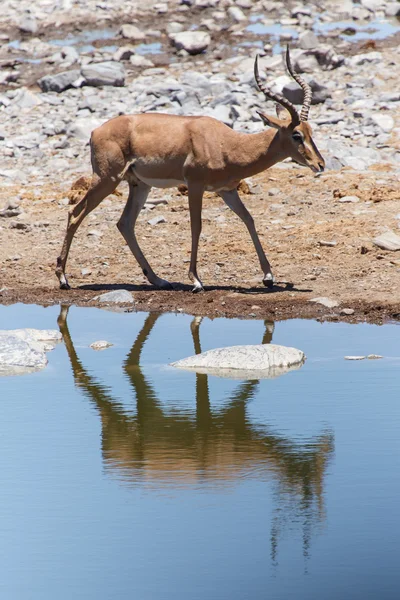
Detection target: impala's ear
<box><xmin>275</xmin><ymin>103</ymin><xmax>291</xmax><ymax>121</ymax></box>
<box><xmin>257</xmin><ymin>111</ymin><xmax>283</xmax><ymax>129</ymax></box>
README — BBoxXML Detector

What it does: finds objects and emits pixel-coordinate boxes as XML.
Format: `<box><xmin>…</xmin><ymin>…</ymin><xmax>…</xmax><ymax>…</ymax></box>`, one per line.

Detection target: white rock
<box><xmin>171</xmin><ymin>344</ymin><xmax>305</xmax><ymax>379</ymax></box>
<box><xmin>360</xmin><ymin>0</ymin><xmax>382</xmax><ymax>11</ymax></box>
<box><xmin>90</xmin><ymin>340</ymin><xmax>114</xmax><ymax>350</ymax></box>
<box><xmin>370</xmin><ymin>113</ymin><xmax>394</xmax><ymax>133</ymax></box>
<box><xmin>345</xmin><ymin>356</ymin><xmax>366</xmax><ymax>360</ymax></box>
<box><xmin>81</xmin><ymin>62</ymin><xmax>125</xmax><ymax>87</ymax></box>
<box><xmin>94</xmin><ymin>290</ymin><xmax>135</xmax><ymax>303</ymax></box>
<box><xmin>0</xmin><ymin>329</ymin><xmax>61</xmax><ymax>376</ymax></box>
<box><xmin>120</xmin><ymin>24</ymin><xmax>145</xmax><ymax>41</ymax></box>
<box><xmin>309</xmin><ymin>297</ymin><xmax>339</xmax><ymax>308</ymax></box>
<box><xmin>67</xmin><ymin>117</ymin><xmax>103</xmax><ymax>142</ymax></box>
<box><xmin>373</xmin><ymin>230</ymin><xmax>400</xmax><ymax>251</ymax></box>
<box><xmin>171</xmin><ymin>31</ymin><xmax>211</xmax><ymax>55</ymax></box>
<box><xmin>227</xmin><ymin>6</ymin><xmax>247</xmax><ymax>22</ymax></box>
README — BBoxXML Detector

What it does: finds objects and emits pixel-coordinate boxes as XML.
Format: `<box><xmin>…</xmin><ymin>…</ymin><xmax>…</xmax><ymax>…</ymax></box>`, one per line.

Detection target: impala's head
<box><xmin>254</xmin><ymin>47</ymin><xmax>325</xmax><ymax>174</ymax></box>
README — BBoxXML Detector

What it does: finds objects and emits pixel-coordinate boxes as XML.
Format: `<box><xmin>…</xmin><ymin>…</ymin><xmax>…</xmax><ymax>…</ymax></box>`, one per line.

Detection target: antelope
<box><xmin>56</xmin><ymin>47</ymin><xmax>325</xmax><ymax>292</ymax></box>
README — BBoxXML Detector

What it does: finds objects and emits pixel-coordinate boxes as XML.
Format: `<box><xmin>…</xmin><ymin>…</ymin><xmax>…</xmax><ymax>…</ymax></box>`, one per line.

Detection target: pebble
<box><xmin>90</xmin><ymin>340</ymin><xmax>114</xmax><ymax>350</ymax></box>
<box><xmin>338</xmin><ymin>196</ymin><xmax>361</xmax><ymax>204</ymax></box>
<box><xmin>309</xmin><ymin>297</ymin><xmax>339</xmax><ymax>308</ymax></box>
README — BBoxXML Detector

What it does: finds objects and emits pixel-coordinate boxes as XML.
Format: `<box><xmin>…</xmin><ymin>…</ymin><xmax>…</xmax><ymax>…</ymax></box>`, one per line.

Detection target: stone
<box><xmin>372</xmin><ymin>230</ymin><xmax>400</xmax><ymax>251</ymax></box>
<box><xmin>341</xmin><ymin>308</ymin><xmax>355</xmax><ymax>315</ymax></box>
<box><xmin>148</xmin><ymin>216</ymin><xmax>167</xmax><ymax>226</ymax></box>
<box><xmin>94</xmin><ymin>290</ymin><xmax>135</xmax><ymax>304</ymax></box>
<box><xmin>319</xmin><ymin>240</ymin><xmax>337</xmax><ymax>247</ymax></box>
<box><xmin>14</xmin><ymin>88</ymin><xmax>43</xmax><ymax>108</ymax></box>
<box><xmin>338</xmin><ymin>196</ymin><xmax>360</xmax><ymax>203</ymax></box>
<box><xmin>120</xmin><ymin>24</ymin><xmax>146</xmax><ymax>41</ymax></box>
<box><xmin>130</xmin><ymin>55</ymin><xmax>154</xmax><ymax>68</ymax></box>
<box><xmin>19</xmin><ymin>15</ymin><xmax>38</xmax><ymax>34</ymax></box>
<box><xmin>227</xmin><ymin>6</ymin><xmax>247</xmax><ymax>21</ymax></box>
<box><xmin>370</xmin><ymin>114</ymin><xmax>394</xmax><ymax>133</ymax></box>
<box><xmin>282</xmin><ymin>79</ymin><xmax>330</xmax><ymax>105</ymax></box>
<box><xmin>38</xmin><ymin>70</ymin><xmax>81</xmax><ymax>93</ymax></box>
<box><xmin>345</xmin><ymin>356</ymin><xmax>366</xmax><ymax>360</ymax></box>
<box><xmin>113</xmin><ymin>46</ymin><xmax>136</xmax><ymax>61</ymax></box>
<box><xmin>90</xmin><ymin>340</ymin><xmax>114</xmax><ymax>350</ymax></box>
<box><xmin>0</xmin><ymin>329</ymin><xmax>61</xmax><ymax>376</ymax></box>
<box><xmin>293</xmin><ymin>52</ymin><xmax>319</xmax><ymax>74</ymax></box>
<box><xmin>81</xmin><ymin>62</ymin><xmax>125</xmax><ymax>87</ymax></box>
<box><xmin>309</xmin><ymin>297</ymin><xmax>339</xmax><ymax>308</ymax></box>
<box><xmin>171</xmin><ymin>344</ymin><xmax>306</xmax><ymax>379</ymax></box>
<box><xmin>170</xmin><ymin>31</ymin><xmax>211</xmax><ymax>55</ymax></box>
<box><xmin>361</xmin><ymin>0</ymin><xmax>382</xmax><ymax>11</ymax></box>
<box><xmin>298</xmin><ymin>30</ymin><xmax>319</xmax><ymax>50</ymax></box>
<box><xmin>67</xmin><ymin>118</ymin><xmax>102</xmax><ymax>142</ymax></box>
<box><xmin>385</xmin><ymin>2</ymin><xmax>400</xmax><ymax>16</ymax></box>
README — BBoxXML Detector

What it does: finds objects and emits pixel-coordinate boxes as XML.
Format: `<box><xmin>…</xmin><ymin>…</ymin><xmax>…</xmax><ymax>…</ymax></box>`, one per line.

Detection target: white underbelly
<box><xmin>135</xmin><ymin>174</ymin><xmax>184</xmax><ymax>189</ymax></box>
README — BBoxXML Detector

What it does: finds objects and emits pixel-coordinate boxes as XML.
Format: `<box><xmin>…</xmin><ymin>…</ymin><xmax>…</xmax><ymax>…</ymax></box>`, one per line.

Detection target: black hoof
<box><xmin>191</xmin><ymin>285</ymin><xmax>204</xmax><ymax>294</ymax></box>
<box><xmin>59</xmin><ymin>282</ymin><xmax>71</xmax><ymax>290</ymax></box>
<box><xmin>263</xmin><ymin>275</ymin><xmax>274</xmax><ymax>289</ymax></box>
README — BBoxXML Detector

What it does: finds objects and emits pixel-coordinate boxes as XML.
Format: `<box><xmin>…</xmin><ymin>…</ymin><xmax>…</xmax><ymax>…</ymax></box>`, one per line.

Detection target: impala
<box><xmin>56</xmin><ymin>47</ymin><xmax>325</xmax><ymax>292</ymax></box>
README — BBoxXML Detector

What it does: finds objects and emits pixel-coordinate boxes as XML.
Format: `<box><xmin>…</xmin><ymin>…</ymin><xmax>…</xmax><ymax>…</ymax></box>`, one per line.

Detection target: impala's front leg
<box><xmin>188</xmin><ymin>183</ymin><xmax>205</xmax><ymax>293</ymax></box>
<box><xmin>220</xmin><ymin>189</ymin><xmax>274</xmax><ymax>289</ymax></box>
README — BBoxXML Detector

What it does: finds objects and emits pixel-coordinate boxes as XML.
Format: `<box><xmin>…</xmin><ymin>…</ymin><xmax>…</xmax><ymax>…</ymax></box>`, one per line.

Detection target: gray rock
<box><xmin>370</xmin><ymin>113</ymin><xmax>394</xmax><ymax>133</ymax></box>
<box><xmin>171</xmin><ymin>344</ymin><xmax>306</xmax><ymax>379</ymax></box>
<box><xmin>19</xmin><ymin>15</ymin><xmax>38</xmax><ymax>34</ymax></box>
<box><xmin>67</xmin><ymin>117</ymin><xmax>102</xmax><ymax>141</ymax></box>
<box><xmin>361</xmin><ymin>0</ymin><xmax>382</xmax><ymax>11</ymax></box>
<box><xmin>120</xmin><ymin>24</ymin><xmax>146</xmax><ymax>41</ymax></box>
<box><xmin>90</xmin><ymin>340</ymin><xmax>114</xmax><ymax>350</ymax></box>
<box><xmin>0</xmin><ymin>329</ymin><xmax>61</xmax><ymax>376</ymax></box>
<box><xmin>385</xmin><ymin>2</ymin><xmax>400</xmax><ymax>16</ymax></box>
<box><xmin>338</xmin><ymin>195</ymin><xmax>361</xmax><ymax>203</ymax></box>
<box><xmin>227</xmin><ymin>6</ymin><xmax>247</xmax><ymax>22</ymax></box>
<box><xmin>130</xmin><ymin>55</ymin><xmax>154</xmax><ymax>68</ymax></box>
<box><xmin>38</xmin><ymin>69</ymin><xmax>81</xmax><ymax>93</ymax></box>
<box><xmin>81</xmin><ymin>62</ymin><xmax>125</xmax><ymax>87</ymax></box>
<box><xmin>298</xmin><ymin>30</ymin><xmax>319</xmax><ymax>50</ymax></box>
<box><xmin>283</xmin><ymin>79</ymin><xmax>330</xmax><ymax>105</ymax></box>
<box><xmin>373</xmin><ymin>230</ymin><xmax>400</xmax><ymax>251</ymax></box>
<box><xmin>94</xmin><ymin>290</ymin><xmax>135</xmax><ymax>304</ymax></box>
<box><xmin>293</xmin><ymin>52</ymin><xmax>320</xmax><ymax>74</ymax></box>
<box><xmin>171</xmin><ymin>31</ymin><xmax>211</xmax><ymax>55</ymax></box>
<box><xmin>113</xmin><ymin>46</ymin><xmax>136</xmax><ymax>61</ymax></box>
<box><xmin>309</xmin><ymin>297</ymin><xmax>339</xmax><ymax>308</ymax></box>
<box><xmin>148</xmin><ymin>216</ymin><xmax>167</xmax><ymax>226</ymax></box>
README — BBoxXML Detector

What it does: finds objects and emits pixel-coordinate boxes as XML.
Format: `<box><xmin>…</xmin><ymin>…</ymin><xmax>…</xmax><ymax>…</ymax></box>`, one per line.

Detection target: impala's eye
<box><xmin>292</xmin><ymin>132</ymin><xmax>303</xmax><ymax>143</ymax></box>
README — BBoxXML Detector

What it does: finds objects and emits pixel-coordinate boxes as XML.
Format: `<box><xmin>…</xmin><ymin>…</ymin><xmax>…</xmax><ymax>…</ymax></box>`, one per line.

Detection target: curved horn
<box><xmin>254</xmin><ymin>54</ymin><xmax>300</xmax><ymax>126</ymax></box>
<box><xmin>285</xmin><ymin>45</ymin><xmax>312</xmax><ymax>122</ymax></box>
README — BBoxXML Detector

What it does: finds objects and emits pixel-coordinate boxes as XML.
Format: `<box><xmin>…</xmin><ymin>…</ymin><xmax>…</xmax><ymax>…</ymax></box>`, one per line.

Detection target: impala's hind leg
<box><xmin>117</xmin><ymin>182</ymin><xmax>173</xmax><ymax>289</ymax></box>
<box><xmin>56</xmin><ymin>173</ymin><xmax>118</xmax><ymax>289</ymax></box>
<box><xmin>220</xmin><ymin>189</ymin><xmax>274</xmax><ymax>288</ymax></box>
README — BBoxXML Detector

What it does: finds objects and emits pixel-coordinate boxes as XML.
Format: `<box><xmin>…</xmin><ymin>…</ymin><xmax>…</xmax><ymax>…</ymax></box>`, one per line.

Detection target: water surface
<box><xmin>0</xmin><ymin>304</ymin><xmax>399</xmax><ymax>599</ymax></box>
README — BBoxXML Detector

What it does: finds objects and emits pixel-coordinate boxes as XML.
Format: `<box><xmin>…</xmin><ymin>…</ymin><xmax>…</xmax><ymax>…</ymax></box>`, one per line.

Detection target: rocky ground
<box><xmin>1</xmin><ymin>0</ymin><xmax>400</xmax><ymax>324</ymax></box>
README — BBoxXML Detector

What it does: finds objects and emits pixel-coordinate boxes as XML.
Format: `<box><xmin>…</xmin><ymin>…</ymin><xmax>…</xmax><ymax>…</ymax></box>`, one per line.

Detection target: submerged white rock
<box><xmin>0</xmin><ymin>329</ymin><xmax>61</xmax><ymax>376</ymax></box>
<box><xmin>170</xmin><ymin>344</ymin><xmax>305</xmax><ymax>380</ymax></box>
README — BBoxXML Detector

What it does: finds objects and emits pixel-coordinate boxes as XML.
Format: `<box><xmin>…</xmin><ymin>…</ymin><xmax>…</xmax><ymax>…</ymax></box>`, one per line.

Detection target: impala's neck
<box><xmin>228</xmin><ymin>128</ymin><xmax>289</xmax><ymax>179</ymax></box>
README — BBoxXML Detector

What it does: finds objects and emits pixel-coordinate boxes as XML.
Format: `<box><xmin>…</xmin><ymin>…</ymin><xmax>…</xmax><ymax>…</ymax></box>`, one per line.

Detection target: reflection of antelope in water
<box><xmin>58</xmin><ymin>306</ymin><xmax>334</xmax><ymax>561</ymax></box>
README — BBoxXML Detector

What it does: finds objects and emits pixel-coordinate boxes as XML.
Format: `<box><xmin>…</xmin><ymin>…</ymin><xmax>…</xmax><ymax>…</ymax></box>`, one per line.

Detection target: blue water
<box><xmin>0</xmin><ymin>304</ymin><xmax>399</xmax><ymax>599</ymax></box>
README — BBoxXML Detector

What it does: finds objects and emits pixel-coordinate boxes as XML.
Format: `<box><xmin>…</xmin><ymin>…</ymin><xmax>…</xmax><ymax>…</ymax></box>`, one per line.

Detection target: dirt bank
<box><xmin>1</xmin><ymin>166</ymin><xmax>399</xmax><ymax>324</ymax></box>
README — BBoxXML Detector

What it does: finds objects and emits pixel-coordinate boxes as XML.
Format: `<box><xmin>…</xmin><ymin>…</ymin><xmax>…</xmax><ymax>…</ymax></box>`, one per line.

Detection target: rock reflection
<box><xmin>58</xmin><ymin>306</ymin><xmax>334</xmax><ymax>561</ymax></box>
